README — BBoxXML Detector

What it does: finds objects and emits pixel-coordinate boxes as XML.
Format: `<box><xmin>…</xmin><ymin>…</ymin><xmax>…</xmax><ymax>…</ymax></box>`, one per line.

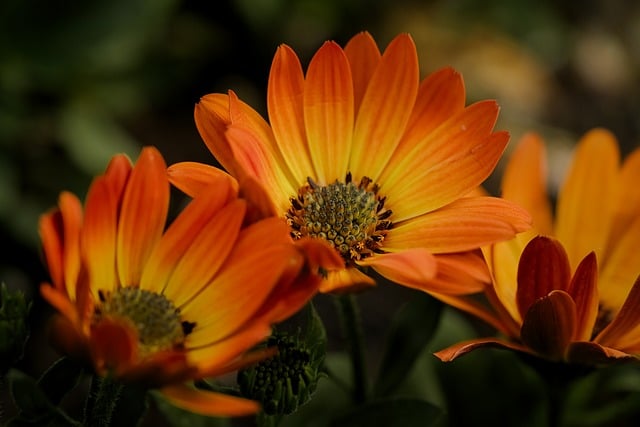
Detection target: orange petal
<box><xmin>179</xmin><ymin>244</ymin><xmax>297</xmax><ymax>343</ymax></box>
<box><xmin>356</xmin><ymin>249</ymin><xmax>437</xmax><ymax>291</ymax></box>
<box><xmin>303</xmin><ymin>40</ymin><xmax>354</xmax><ymax>183</ymax></box>
<box><xmin>381</xmin><ymin>104</ymin><xmax>507</xmax><ymax>221</ymax></box>
<box><xmin>595</xmin><ymin>274</ymin><xmax>640</xmax><ymax>351</ymax></box>
<box><xmin>434</xmin><ymin>337</ymin><xmax>530</xmax><ymax>362</ymax></box>
<box><xmin>318</xmin><ymin>267</ymin><xmax>376</xmax><ymax>294</ymax></box>
<box><xmin>567</xmin><ymin>252</ymin><xmax>599</xmax><ymax>341</ymax></box>
<box><xmin>164</xmin><ymin>200</ymin><xmax>246</xmax><ymax>306</ymax></box>
<box><xmin>140</xmin><ymin>182</ymin><xmax>240</xmax><ymax>294</ymax></box>
<box><xmin>520</xmin><ymin>290</ymin><xmax>576</xmax><ymax>360</ymax></box>
<box><xmin>186</xmin><ymin>321</ymin><xmax>272</xmax><ymax>369</ymax></box>
<box><xmin>384</xmin><ymin>196</ymin><xmax>531</xmax><ymax>253</ymax></box>
<box><xmin>516</xmin><ymin>236</ymin><xmax>571</xmax><ymax>316</ymax></box>
<box><xmin>194</xmin><ymin>93</ymin><xmax>239</xmax><ymax>176</ymax></box>
<box><xmin>167</xmin><ymin>161</ymin><xmax>239</xmax><ymax>199</ymax></box>
<box><xmin>82</xmin><ymin>175</ymin><xmax>119</xmax><ymax>300</ymax></box>
<box><xmin>40</xmin><ymin>284</ymin><xmax>80</xmax><ymax>326</ymax></box>
<box><xmin>419</xmin><ymin>252</ymin><xmax>491</xmax><ymax>295</ymax></box>
<box><xmin>555</xmin><ymin>128</ymin><xmax>619</xmax><ymax>270</ymax></box>
<box><xmin>294</xmin><ymin>237</ymin><xmax>345</xmax><ymax>274</ymax></box>
<box><xmin>237</xmin><ymin>175</ymin><xmax>280</xmax><ymax>223</ymax></box>
<box><xmin>103</xmin><ymin>153</ymin><xmax>133</xmax><ymax>198</ymax></box>
<box><xmin>501</xmin><ymin>133</ymin><xmax>553</xmax><ymax>235</ymax></box>
<box><xmin>89</xmin><ymin>318</ymin><xmax>139</xmax><ymax>375</ymax></box>
<box><xmin>486</xmin><ymin>233</ymin><xmax>534</xmax><ymax>324</ymax></box>
<box><xmin>344</xmin><ymin>31</ymin><xmax>381</xmax><ymax>114</ymax></box>
<box><xmin>43</xmin><ymin>192</ymin><xmax>83</xmax><ymax>301</ymax></box>
<box><xmin>381</xmin><ymin>67</ymin><xmax>465</xmax><ymax>179</ymax></box>
<box><xmin>350</xmin><ymin>34</ymin><xmax>419</xmax><ymax>182</ymax></box>
<box><xmin>608</xmin><ymin>147</ymin><xmax>640</xmax><ymax>247</ymax></box>
<box><xmin>599</xmin><ymin>217</ymin><xmax>640</xmax><ymax>312</ymax></box>
<box><xmin>268</xmin><ymin>44</ymin><xmax>315</xmax><ymax>183</ymax></box>
<box><xmin>117</xmin><ymin>147</ymin><xmax>169</xmax><ymax>287</ymax></box>
<box><xmin>160</xmin><ymin>385</ymin><xmax>260</xmax><ymax>417</ymax></box>
<box><xmin>226</xmin><ymin>123</ymin><xmax>295</xmax><ymax>212</ymax></box>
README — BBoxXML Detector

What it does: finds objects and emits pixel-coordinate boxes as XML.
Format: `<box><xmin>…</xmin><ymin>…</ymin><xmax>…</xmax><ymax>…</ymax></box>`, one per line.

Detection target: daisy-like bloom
<box><xmin>39</xmin><ymin>147</ymin><xmax>342</xmax><ymax>416</ymax></box>
<box><xmin>435</xmin><ymin>129</ymin><xmax>640</xmax><ymax>364</ymax></box>
<box><xmin>168</xmin><ymin>31</ymin><xmax>531</xmax><ymax>294</ymax></box>
<box><xmin>436</xmin><ymin>236</ymin><xmax>640</xmax><ymax>364</ymax></box>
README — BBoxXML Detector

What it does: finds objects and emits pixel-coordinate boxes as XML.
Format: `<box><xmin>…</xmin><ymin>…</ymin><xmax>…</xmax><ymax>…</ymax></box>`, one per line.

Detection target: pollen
<box><xmin>94</xmin><ymin>287</ymin><xmax>193</xmax><ymax>356</ymax></box>
<box><xmin>286</xmin><ymin>173</ymin><xmax>392</xmax><ymax>263</ymax></box>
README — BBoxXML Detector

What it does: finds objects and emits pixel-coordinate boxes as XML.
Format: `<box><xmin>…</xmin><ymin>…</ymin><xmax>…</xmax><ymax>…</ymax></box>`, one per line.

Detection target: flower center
<box><xmin>286</xmin><ymin>173</ymin><xmax>392</xmax><ymax>263</ymax></box>
<box><xmin>94</xmin><ymin>287</ymin><xmax>195</xmax><ymax>356</ymax></box>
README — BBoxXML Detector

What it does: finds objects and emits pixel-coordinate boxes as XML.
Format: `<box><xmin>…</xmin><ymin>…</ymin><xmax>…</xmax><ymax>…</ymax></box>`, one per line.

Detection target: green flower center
<box><xmin>94</xmin><ymin>287</ymin><xmax>195</xmax><ymax>356</ymax></box>
<box><xmin>286</xmin><ymin>173</ymin><xmax>392</xmax><ymax>263</ymax></box>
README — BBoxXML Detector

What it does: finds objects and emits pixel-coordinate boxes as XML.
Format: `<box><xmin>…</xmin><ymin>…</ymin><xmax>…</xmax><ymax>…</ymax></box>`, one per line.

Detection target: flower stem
<box><xmin>336</xmin><ymin>294</ymin><xmax>369</xmax><ymax>404</ymax></box>
<box><xmin>84</xmin><ymin>375</ymin><xmax>123</xmax><ymax>427</ymax></box>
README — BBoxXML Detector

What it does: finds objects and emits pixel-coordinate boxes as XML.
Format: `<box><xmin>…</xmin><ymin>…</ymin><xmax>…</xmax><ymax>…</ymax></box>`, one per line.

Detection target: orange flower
<box><xmin>436</xmin><ymin>236</ymin><xmax>640</xmax><ymax>364</ymax></box>
<box><xmin>435</xmin><ymin>129</ymin><xmax>640</xmax><ymax>364</ymax></box>
<box><xmin>168</xmin><ymin>32</ymin><xmax>531</xmax><ymax>294</ymax></box>
<box><xmin>39</xmin><ymin>147</ymin><xmax>341</xmax><ymax>416</ymax></box>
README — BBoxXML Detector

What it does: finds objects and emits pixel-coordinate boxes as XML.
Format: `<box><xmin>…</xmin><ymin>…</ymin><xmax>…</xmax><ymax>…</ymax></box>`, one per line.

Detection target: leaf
<box><xmin>373</xmin><ymin>293</ymin><xmax>442</xmax><ymax>397</ymax></box>
<box><xmin>6</xmin><ymin>368</ymin><xmax>81</xmax><ymax>426</ymax></box>
<box><xmin>37</xmin><ymin>357</ymin><xmax>85</xmax><ymax>405</ymax></box>
<box><xmin>331</xmin><ymin>398</ymin><xmax>447</xmax><ymax>427</ymax></box>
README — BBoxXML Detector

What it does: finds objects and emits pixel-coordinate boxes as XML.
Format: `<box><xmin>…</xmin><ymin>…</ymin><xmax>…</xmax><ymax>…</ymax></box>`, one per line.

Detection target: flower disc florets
<box><xmin>286</xmin><ymin>173</ymin><xmax>392</xmax><ymax>263</ymax></box>
<box><xmin>94</xmin><ymin>287</ymin><xmax>192</xmax><ymax>356</ymax></box>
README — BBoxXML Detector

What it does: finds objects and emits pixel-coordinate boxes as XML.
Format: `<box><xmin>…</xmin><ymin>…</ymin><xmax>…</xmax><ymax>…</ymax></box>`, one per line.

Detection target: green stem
<box><xmin>84</xmin><ymin>375</ymin><xmax>123</xmax><ymax>427</ymax></box>
<box><xmin>336</xmin><ymin>294</ymin><xmax>369</xmax><ymax>404</ymax></box>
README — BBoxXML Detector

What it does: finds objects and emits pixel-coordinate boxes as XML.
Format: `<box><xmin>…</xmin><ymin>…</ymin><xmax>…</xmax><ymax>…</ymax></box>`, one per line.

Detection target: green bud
<box><xmin>238</xmin><ymin>304</ymin><xmax>327</xmax><ymax>416</ymax></box>
<box><xmin>0</xmin><ymin>283</ymin><xmax>31</xmax><ymax>373</ymax></box>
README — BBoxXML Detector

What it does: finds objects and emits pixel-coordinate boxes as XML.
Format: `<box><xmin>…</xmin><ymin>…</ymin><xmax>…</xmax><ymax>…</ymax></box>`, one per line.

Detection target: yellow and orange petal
<box><xmin>171</xmin><ymin>31</ymin><xmax>531</xmax><ymax>295</ymax></box>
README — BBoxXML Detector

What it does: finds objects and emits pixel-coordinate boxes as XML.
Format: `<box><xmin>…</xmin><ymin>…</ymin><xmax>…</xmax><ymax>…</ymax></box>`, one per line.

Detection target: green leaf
<box><xmin>6</xmin><ymin>368</ymin><xmax>81</xmax><ymax>426</ymax></box>
<box><xmin>37</xmin><ymin>357</ymin><xmax>84</xmax><ymax>405</ymax></box>
<box><xmin>331</xmin><ymin>398</ymin><xmax>447</xmax><ymax>427</ymax></box>
<box><xmin>373</xmin><ymin>293</ymin><xmax>442</xmax><ymax>397</ymax></box>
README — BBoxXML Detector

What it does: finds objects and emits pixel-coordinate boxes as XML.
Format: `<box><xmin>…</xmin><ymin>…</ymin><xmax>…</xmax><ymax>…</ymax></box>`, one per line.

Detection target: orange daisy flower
<box><xmin>39</xmin><ymin>147</ymin><xmax>341</xmax><ymax>416</ymax></box>
<box><xmin>435</xmin><ymin>129</ymin><xmax>640</xmax><ymax>364</ymax></box>
<box><xmin>168</xmin><ymin>31</ymin><xmax>531</xmax><ymax>294</ymax></box>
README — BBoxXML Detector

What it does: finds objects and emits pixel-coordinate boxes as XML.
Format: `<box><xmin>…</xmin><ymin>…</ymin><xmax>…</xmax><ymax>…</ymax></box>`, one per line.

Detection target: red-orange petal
<box><xmin>318</xmin><ymin>267</ymin><xmax>376</xmax><ymax>294</ymax></box>
<box><xmin>116</xmin><ymin>147</ymin><xmax>169</xmax><ymax>287</ymax></box>
<box><xmin>567</xmin><ymin>252</ymin><xmax>599</xmax><ymax>341</ymax></box>
<box><xmin>516</xmin><ymin>236</ymin><xmax>571</xmax><ymax>317</ymax></box>
<box><xmin>520</xmin><ymin>290</ymin><xmax>576</xmax><ymax>361</ymax></box>
<box><xmin>160</xmin><ymin>385</ymin><xmax>260</xmax><ymax>417</ymax></box>
<box><xmin>89</xmin><ymin>318</ymin><xmax>139</xmax><ymax>375</ymax></box>
<box><xmin>566</xmin><ymin>341</ymin><xmax>636</xmax><ymax>365</ymax></box>
<box><xmin>194</xmin><ymin>93</ymin><xmax>239</xmax><ymax>176</ymax></box>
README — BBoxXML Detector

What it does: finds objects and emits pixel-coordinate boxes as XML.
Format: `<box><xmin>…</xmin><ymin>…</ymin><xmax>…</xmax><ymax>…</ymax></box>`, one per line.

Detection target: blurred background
<box><xmin>1</xmin><ymin>0</ymin><xmax>640</xmax><ymax>425</ymax></box>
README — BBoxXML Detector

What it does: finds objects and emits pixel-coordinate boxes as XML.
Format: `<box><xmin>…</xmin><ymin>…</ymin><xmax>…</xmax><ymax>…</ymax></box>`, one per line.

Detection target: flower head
<box><xmin>39</xmin><ymin>147</ymin><xmax>341</xmax><ymax>416</ymax></box>
<box><xmin>435</xmin><ymin>130</ymin><xmax>640</xmax><ymax>365</ymax></box>
<box><xmin>169</xmin><ymin>32</ymin><xmax>530</xmax><ymax>294</ymax></box>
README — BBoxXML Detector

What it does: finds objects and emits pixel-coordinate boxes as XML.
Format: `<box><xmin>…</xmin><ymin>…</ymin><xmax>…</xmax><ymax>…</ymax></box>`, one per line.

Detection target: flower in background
<box><xmin>435</xmin><ymin>129</ymin><xmax>640</xmax><ymax>364</ymax></box>
<box><xmin>39</xmin><ymin>147</ymin><xmax>341</xmax><ymax>416</ymax></box>
<box><xmin>436</xmin><ymin>236</ymin><xmax>640</xmax><ymax>364</ymax></box>
<box><xmin>169</xmin><ymin>31</ymin><xmax>530</xmax><ymax>294</ymax></box>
